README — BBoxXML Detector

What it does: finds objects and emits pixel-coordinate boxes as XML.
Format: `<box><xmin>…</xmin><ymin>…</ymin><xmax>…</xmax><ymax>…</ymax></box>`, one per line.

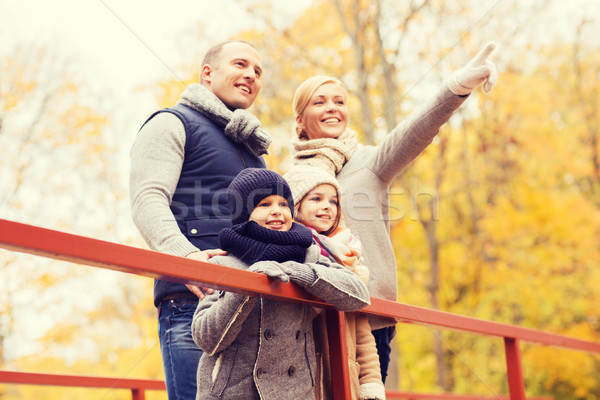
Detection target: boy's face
<box><xmin>249</xmin><ymin>195</ymin><xmax>293</xmax><ymax>231</ymax></box>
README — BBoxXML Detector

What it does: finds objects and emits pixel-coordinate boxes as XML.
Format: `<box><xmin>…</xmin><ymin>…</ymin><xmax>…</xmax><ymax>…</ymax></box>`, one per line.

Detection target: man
<box><xmin>130</xmin><ymin>40</ymin><xmax>270</xmax><ymax>399</ymax></box>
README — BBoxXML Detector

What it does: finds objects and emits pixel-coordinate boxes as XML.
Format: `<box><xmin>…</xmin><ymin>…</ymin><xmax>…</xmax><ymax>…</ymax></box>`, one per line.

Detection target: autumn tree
<box><xmin>5</xmin><ymin>0</ymin><xmax>596</xmax><ymax>397</ymax></box>
<box><xmin>193</xmin><ymin>0</ymin><xmax>600</xmax><ymax>396</ymax></box>
<box><xmin>0</xmin><ymin>39</ymin><xmax>161</xmax><ymax>398</ymax></box>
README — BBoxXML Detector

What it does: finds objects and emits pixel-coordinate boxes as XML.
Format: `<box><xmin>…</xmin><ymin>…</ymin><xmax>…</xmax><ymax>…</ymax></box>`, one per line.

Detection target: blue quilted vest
<box><xmin>143</xmin><ymin>104</ymin><xmax>266</xmax><ymax>306</ymax></box>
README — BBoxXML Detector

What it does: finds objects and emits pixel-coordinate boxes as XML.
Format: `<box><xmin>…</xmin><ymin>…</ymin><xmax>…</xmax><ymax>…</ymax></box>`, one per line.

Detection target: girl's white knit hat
<box><xmin>283</xmin><ymin>165</ymin><xmax>341</xmax><ymax>205</ymax></box>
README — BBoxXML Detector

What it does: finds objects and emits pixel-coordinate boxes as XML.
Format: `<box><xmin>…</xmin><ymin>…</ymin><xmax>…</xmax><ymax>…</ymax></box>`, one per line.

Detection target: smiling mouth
<box><xmin>236</xmin><ymin>84</ymin><xmax>251</xmax><ymax>94</ymax></box>
<box><xmin>267</xmin><ymin>220</ymin><xmax>284</xmax><ymax>226</ymax></box>
<box><xmin>322</xmin><ymin>118</ymin><xmax>340</xmax><ymax>124</ymax></box>
<box><xmin>317</xmin><ymin>215</ymin><xmax>331</xmax><ymax>220</ymax></box>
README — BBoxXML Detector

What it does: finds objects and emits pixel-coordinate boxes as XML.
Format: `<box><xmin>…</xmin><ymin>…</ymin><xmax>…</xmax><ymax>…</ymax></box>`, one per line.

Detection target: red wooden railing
<box><xmin>0</xmin><ymin>370</ymin><xmax>165</xmax><ymax>400</ymax></box>
<box><xmin>385</xmin><ymin>393</ymin><xmax>553</xmax><ymax>400</ymax></box>
<box><xmin>0</xmin><ymin>218</ymin><xmax>599</xmax><ymax>399</ymax></box>
<box><xmin>0</xmin><ymin>371</ymin><xmax>555</xmax><ymax>400</ymax></box>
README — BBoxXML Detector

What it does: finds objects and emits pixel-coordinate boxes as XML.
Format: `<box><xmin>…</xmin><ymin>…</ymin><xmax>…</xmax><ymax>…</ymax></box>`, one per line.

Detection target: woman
<box><xmin>289</xmin><ymin>42</ymin><xmax>498</xmax><ymax>382</ymax></box>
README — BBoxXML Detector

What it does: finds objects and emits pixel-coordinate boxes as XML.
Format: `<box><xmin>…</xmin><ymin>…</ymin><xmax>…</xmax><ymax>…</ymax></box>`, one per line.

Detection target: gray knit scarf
<box><xmin>292</xmin><ymin>128</ymin><xmax>359</xmax><ymax>175</ymax></box>
<box><xmin>178</xmin><ymin>83</ymin><xmax>271</xmax><ymax>156</ymax></box>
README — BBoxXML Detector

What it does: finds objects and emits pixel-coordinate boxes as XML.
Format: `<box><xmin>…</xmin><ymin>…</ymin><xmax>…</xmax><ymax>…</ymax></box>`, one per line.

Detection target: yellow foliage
<box><xmin>525</xmin><ymin>344</ymin><xmax>599</xmax><ymax>398</ymax></box>
<box><xmin>3</xmin><ymin>2</ymin><xmax>600</xmax><ymax>399</ymax></box>
<box><xmin>388</xmin><ymin>35</ymin><xmax>600</xmax><ymax>396</ymax></box>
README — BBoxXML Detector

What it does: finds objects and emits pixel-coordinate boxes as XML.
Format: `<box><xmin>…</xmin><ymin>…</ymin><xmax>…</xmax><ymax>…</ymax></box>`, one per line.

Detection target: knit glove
<box><xmin>359</xmin><ymin>381</ymin><xmax>387</xmax><ymax>400</ymax></box>
<box><xmin>282</xmin><ymin>261</ymin><xmax>318</xmax><ymax>288</ymax></box>
<box><xmin>447</xmin><ymin>42</ymin><xmax>498</xmax><ymax>95</ymax></box>
<box><xmin>247</xmin><ymin>261</ymin><xmax>292</xmax><ymax>283</ymax></box>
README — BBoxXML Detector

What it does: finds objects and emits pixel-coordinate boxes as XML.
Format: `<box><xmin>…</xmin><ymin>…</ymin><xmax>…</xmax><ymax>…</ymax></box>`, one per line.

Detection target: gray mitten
<box><xmin>283</xmin><ymin>262</ymin><xmax>318</xmax><ymax>287</ymax></box>
<box><xmin>248</xmin><ymin>261</ymin><xmax>292</xmax><ymax>283</ymax></box>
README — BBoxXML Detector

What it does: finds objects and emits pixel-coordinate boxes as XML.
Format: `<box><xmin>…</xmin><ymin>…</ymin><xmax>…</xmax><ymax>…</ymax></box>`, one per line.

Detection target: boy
<box><xmin>191</xmin><ymin>168</ymin><xmax>370</xmax><ymax>400</ymax></box>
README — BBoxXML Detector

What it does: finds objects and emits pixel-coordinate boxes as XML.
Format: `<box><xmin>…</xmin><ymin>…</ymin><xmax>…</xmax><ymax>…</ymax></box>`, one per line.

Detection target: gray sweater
<box><xmin>130</xmin><ymin>111</ymin><xmax>201</xmax><ymax>257</ymax></box>
<box><xmin>335</xmin><ymin>87</ymin><xmax>467</xmax><ymax>329</ymax></box>
<box><xmin>191</xmin><ymin>245</ymin><xmax>370</xmax><ymax>400</ymax></box>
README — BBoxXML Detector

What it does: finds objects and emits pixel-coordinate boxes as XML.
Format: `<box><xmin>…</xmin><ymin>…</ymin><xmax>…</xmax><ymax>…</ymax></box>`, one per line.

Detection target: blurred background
<box><xmin>1</xmin><ymin>0</ymin><xmax>599</xmax><ymax>398</ymax></box>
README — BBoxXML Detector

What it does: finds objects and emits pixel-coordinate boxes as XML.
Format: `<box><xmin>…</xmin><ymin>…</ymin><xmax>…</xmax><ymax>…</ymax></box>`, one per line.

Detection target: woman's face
<box><xmin>296</xmin><ymin>184</ymin><xmax>338</xmax><ymax>234</ymax></box>
<box><xmin>297</xmin><ymin>83</ymin><xmax>349</xmax><ymax>140</ymax></box>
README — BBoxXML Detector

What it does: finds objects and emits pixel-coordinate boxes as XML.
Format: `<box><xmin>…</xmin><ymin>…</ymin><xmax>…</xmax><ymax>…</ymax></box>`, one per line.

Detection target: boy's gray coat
<box><xmin>191</xmin><ymin>245</ymin><xmax>370</xmax><ymax>400</ymax></box>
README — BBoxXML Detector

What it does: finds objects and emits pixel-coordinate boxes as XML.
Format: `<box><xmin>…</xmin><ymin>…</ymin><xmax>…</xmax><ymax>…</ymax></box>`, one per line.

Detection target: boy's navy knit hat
<box><xmin>227</xmin><ymin>168</ymin><xmax>295</xmax><ymax>225</ymax></box>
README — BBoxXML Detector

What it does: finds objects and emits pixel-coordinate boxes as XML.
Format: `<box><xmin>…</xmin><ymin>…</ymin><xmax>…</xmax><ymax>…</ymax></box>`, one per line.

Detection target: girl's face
<box><xmin>297</xmin><ymin>83</ymin><xmax>349</xmax><ymax>140</ymax></box>
<box><xmin>296</xmin><ymin>184</ymin><xmax>338</xmax><ymax>234</ymax></box>
<box><xmin>249</xmin><ymin>195</ymin><xmax>293</xmax><ymax>231</ymax></box>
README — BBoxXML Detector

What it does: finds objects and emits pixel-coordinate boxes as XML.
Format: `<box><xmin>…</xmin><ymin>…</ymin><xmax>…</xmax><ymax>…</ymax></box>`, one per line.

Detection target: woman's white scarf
<box><xmin>292</xmin><ymin>129</ymin><xmax>359</xmax><ymax>175</ymax></box>
<box><xmin>178</xmin><ymin>84</ymin><xmax>271</xmax><ymax>156</ymax></box>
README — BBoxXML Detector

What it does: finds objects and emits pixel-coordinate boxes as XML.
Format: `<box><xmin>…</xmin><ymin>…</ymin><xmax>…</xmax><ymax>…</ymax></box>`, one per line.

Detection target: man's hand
<box><xmin>448</xmin><ymin>42</ymin><xmax>498</xmax><ymax>95</ymax></box>
<box><xmin>185</xmin><ymin>249</ymin><xmax>227</xmax><ymax>299</ymax></box>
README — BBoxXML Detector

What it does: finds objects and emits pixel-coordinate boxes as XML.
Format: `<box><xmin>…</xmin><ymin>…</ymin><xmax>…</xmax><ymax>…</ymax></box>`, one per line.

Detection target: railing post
<box><xmin>504</xmin><ymin>337</ymin><xmax>526</xmax><ymax>400</ymax></box>
<box><xmin>326</xmin><ymin>310</ymin><xmax>352</xmax><ymax>400</ymax></box>
<box><xmin>131</xmin><ymin>388</ymin><xmax>145</xmax><ymax>400</ymax></box>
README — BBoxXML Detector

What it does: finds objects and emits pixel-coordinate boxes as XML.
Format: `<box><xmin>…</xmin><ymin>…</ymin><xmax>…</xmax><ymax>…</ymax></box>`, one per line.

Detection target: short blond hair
<box><xmin>292</xmin><ymin>76</ymin><xmax>347</xmax><ymax>138</ymax></box>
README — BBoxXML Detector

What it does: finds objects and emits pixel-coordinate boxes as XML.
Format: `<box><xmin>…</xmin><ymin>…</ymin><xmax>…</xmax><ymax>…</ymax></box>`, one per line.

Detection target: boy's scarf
<box><xmin>178</xmin><ymin>83</ymin><xmax>271</xmax><ymax>156</ymax></box>
<box><xmin>219</xmin><ymin>221</ymin><xmax>313</xmax><ymax>265</ymax></box>
<box><xmin>292</xmin><ymin>128</ymin><xmax>359</xmax><ymax>175</ymax></box>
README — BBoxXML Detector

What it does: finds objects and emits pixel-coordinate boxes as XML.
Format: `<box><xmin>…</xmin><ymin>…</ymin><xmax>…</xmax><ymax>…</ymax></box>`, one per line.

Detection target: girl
<box><xmin>191</xmin><ymin>168</ymin><xmax>370</xmax><ymax>400</ymax></box>
<box><xmin>284</xmin><ymin>164</ymin><xmax>386</xmax><ymax>400</ymax></box>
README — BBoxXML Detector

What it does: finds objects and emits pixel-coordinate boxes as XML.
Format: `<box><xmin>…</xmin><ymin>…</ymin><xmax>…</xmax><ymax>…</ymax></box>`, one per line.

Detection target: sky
<box><xmin>1</xmin><ymin>0</ymin><xmax>311</xmax><ymax>143</ymax></box>
<box><xmin>2</xmin><ymin>0</ymin><xmax>598</xmax><ymax>98</ymax></box>
<box><xmin>2</xmin><ymin>1</ymin><xmax>219</xmax><ymax>98</ymax></box>
<box><xmin>1</xmin><ymin>0</ymin><xmax>307</xmax><ymax>92</ymax></box>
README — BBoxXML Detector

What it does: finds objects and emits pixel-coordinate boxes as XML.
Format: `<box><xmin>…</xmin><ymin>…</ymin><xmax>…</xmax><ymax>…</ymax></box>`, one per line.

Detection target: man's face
<box><xmin>201</xmin><ymin>42</ymin><xmax>263</xmax><ymax>110</ymax></box>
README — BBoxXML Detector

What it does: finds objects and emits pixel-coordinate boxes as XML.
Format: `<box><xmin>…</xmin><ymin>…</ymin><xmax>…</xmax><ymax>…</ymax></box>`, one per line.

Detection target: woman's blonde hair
<box><xmin>292</xmin><ymin>75</ymin><xmax>347</xmax><ymax>138</ymax></box>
